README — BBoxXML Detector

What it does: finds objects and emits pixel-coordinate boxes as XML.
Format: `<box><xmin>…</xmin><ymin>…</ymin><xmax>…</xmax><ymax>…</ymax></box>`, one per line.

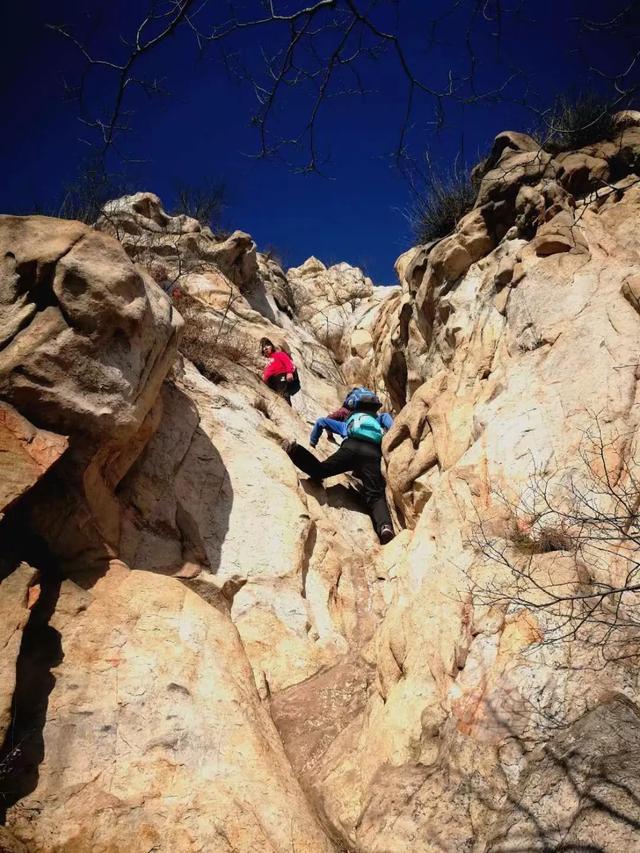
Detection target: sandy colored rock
<box><xmin>350</xmin><ymin>327</ymin><xmax>373</xmax><ymax>358</ymax></box>
<box><xmin>0</xmin><ymin>563</ymin><xmax>39</xmax><ymax>741</ymax></box>
<box><xmin>99</xmin><ymin>192</ymin><xmax>258</xmax><ymax>288</ymax></box>
<box><xmin>0</xmin><ymin>827</ymin><xmax>29</xmax><ymax>853</ymax></box>
<box><xmin>0</xmin><ymin>402</ymin><xmax>67</xmax><ymax>516</ymax></box>
<box><xmin>0</xmin><ymin>215</ymin><xmax>182</xmax><ymax>440</ymax></box>
<box><xmin>487</xmin><ymin>695</ymin><xmax>640</xmax><ymax>851</ymax></box>
<box><xmin>7</xmin><ymin>569</ymin><xmax>334</xmax><ymax>853</ymax></box>
<box><xmin>533</xmin><ymin>209</ymin><xmax>589</xmax><ymax>256</ymax></box>
<box><xmin>556</xmin><ymin>149</ymin><xmax>609</xmax><ymax>194</ymax></box>
<box><xmin>287</xmin><ymin>256</ymin><xmax>394</xmax><ymax>364</ymax></box>
<box><xmin>6</xmin><ymin>124</ymin><xmax>640</xmax><ymax>853</ymax></box>
<box><xmin>289</xmin><ymin>133</ymin><xmax>640</xmax><ymax>849</ymax></box>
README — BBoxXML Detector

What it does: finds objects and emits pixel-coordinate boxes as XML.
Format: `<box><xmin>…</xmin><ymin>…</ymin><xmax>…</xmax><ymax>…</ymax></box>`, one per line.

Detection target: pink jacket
<box><xmin>262</xmin><ymin>350</ymin><xmax>295</xmax><ymax>382</ymax></box>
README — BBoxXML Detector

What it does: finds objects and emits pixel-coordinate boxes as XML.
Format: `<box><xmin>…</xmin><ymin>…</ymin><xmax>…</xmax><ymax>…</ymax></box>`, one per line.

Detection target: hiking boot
<box><xmin>379</xmin><ymin>525</ymin><xmax>395</xmax><ymax>545</ymax></box>
<box><xmin>281</xmin><ymin>438</ymin><xmax>297</xmax><ymax>455</ymax></box>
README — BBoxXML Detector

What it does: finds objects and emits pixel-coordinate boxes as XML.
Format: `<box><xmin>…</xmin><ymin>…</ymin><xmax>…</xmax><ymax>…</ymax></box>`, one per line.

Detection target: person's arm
<box><xmin>262</xmin><ymin>358</ymin><xmax>277</xmax><ymax>381</ymax></box>
<box><xmin>278</xmin><ymin>351</ymin><xmax>295</xmax><ymax>375</ymax></box>
<box><xmin>278</xmin><ymin>350</ymin><xmax>296</xmax><ymax>382</ymax></box>
<box><xmin>379</xmin><ymin>412</ymin><xmax>394</xmax><ymax>431</ymax></box>
<box><xmin>310</xmin><ymin>418</ymin><xmax>326</xmax><ymax>447</ymax></box>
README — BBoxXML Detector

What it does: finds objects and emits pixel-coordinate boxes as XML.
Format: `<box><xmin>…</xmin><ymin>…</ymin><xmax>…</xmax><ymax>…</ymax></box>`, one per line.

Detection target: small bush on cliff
<box><xmin>473</xmin><ymin>418</ymin><xmax>640</xmax><ymax>665</ymax></box>
<box><xmin>178</xmin><ymin>293</ymin><xmax>256</xmax><ymax>383</ymax></box>
<box><xmin>409</xmin><ymin>165</ymin><xmax>477</xmax><ymax>245</ymax></box>
<box><xmin>538</xmin><ymin>94</ymin><xmax>619</xmax><ymax>154</ymax></box>
<box><xmin>172</xmin><ymin>181</ymin><xmax>227</xmax><ymax>234</ymax></box>
<box><xmin>53</xmin><ymin>160</ymin><xmax>131</xmax><ymax>224</ymax></box>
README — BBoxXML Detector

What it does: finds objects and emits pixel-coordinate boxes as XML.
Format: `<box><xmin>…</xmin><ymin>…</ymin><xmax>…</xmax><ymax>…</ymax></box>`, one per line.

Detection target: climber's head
<box><xmin>354</xmin><ymin>399</ymin><xmax>381</xmax><ymax>415</ymax></box>
<box><xmin>260</xmin><ymin>337</ymin><xmax>275</xmax><ymax>356</ymax></box>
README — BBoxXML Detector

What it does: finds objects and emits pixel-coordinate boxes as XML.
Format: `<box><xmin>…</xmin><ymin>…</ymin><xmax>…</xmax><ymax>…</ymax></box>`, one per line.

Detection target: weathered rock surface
<box><xmin>0</xmin><ymin>198</ymin><xmax>393</xmax><ymax>851</ymax></box>
<box><xmin>0</xmin><ymin>563</ymin><xmax>39</xmax><ymax>743</ymax></box>
<box><xmin>0</xmin><ymin>215</ymin><xmax>181</xmax><ymax>440</ymax></box>
<box><xmin>287</xmin><ymin>255</ymin><xmax>395</xmax><ymax>366</ymax></box>
<box><xmin>487</xmin><ymin>694</ymin><xmax>640</xmax><ymax>851</ymax></box>
<box><xmin>4</xmin><ymin>120</ymin><xmax>640</xmax><ymax>852</ymax></box>
<box><xmin>6</xmin><ymin>568</ymin><xmax>333</xmax><ymax>852</ymax></box>
<box><xmin>0</xmin><ymin>403</ymin><xmax>67</xmax><ymax>518</ymax></box>
<box><xmin>303</xmin><ymin>121</ymin><xmax>640</xmax><ymax>850</ymax></box>
<box><xmin>97</xmin><ymin>194</ymin><xmax>356</xmax><ymax>424</ymax></box>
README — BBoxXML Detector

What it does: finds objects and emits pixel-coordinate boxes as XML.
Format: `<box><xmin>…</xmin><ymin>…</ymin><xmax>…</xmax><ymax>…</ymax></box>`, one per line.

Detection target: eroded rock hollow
<box><xmin>3</xmin><ymin>114</ymin><xmax>640</xmax><ymax>851</ymax></box>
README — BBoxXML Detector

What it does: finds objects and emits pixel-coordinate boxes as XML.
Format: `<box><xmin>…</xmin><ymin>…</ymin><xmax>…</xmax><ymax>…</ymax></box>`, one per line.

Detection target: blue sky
<box><xmin>1</xmin><ymin>0</ymin><xmax>636</xmax><ymax>282</ymax></box>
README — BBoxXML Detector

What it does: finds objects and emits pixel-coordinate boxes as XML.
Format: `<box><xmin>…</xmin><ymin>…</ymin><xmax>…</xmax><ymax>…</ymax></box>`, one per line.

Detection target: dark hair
<box><xmin>354</xmin><ymin>399</ymin><xmax>381</xmax><ymax>414</ymax></box>
<box><xmin>260</xmin><ymin>337</ymin><xmax>276</xmax><ymax>352</ymax></box>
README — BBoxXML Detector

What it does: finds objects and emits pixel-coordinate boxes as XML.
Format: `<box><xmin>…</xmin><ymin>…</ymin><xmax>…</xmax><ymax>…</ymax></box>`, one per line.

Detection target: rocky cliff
<box><xmin>2</xmin><ymin>113</ymin><xmax>640</xmax><ymax>852</ymax></box>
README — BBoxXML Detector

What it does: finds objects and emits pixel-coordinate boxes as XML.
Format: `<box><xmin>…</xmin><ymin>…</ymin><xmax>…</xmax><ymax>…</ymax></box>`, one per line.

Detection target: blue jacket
<box><xmin>310</xmin><ymin>412</ymin><xmax>393</xmax><ymax>446</ymax></box>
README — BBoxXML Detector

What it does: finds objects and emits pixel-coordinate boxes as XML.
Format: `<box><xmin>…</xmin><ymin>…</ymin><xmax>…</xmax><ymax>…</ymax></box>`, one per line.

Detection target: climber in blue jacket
<box><xmin>309</xmin><ymin>395</ymin><xmax>394</xmax><ymax>448</ymax></box>
<box><xmin>285</xmin><ymin>389</ymin><xmax>395</xmax><ymax>544</ymax></box>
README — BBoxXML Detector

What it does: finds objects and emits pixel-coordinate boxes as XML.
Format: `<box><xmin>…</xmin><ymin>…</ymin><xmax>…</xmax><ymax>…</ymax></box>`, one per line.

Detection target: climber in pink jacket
<box><xmin>260</xmin><ymin>337</ymin><xmax>298</xmax><ymax>405</ymax></box>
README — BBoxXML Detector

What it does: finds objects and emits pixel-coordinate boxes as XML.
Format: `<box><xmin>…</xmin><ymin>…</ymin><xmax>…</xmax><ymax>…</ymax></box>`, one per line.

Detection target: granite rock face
<box><xmin>4</xmin><ymin>119</ymin><xmax>640</xmax><ymax>851</ymax></box>
<box><xmin>6</xmin><ymin>568</ymin><xmax>333</xmax><ymax>853</ymax></box>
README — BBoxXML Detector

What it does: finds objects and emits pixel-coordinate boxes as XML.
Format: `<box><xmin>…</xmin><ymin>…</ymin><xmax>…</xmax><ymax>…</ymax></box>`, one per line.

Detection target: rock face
<box><xmin>0</xmin><ymin>202</ymin><xmax>388</xmax><ymax>851</ymax></box>
<box><xmin>0</xmin><ymin>403</ymin><xmax>67</xmax><ymax>520</ymax></box>
<box><xmin>4</xmin><ymin>118</ymin><xmax>640</xmax><ymax>852</ymax></box>
<box><xmin>6</xmin><ymin>568</ymin><xmax>333</xmax><ymax>853</ymax></box>
<box><xmin>0</xmin><ymin>563</ymin><xmax>39</xmax><ymax>743</ymax></box>
<box><xmin>287</xmin><ymin>255</ymin><xmax>395</xmax><ymax>366</ymax></box>
<box><xmin>0</xmin><ymin>215</ymin><xmax>180</xmax><ymax>440</ymax></box>
<box><xmin>315</xmin><ymin>117</ymin><xmax>640</xmax><ymax>850</ymax></box>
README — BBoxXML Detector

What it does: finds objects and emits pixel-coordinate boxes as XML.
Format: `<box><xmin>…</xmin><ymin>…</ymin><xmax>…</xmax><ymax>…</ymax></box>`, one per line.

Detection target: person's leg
<box><xmin>310</xmin><ymin>417</ymin><xmax>328</xmax><ymax>447</ymax></box>
<box><xmin>316</xmin><ymin>441</ymin><xmax>360</xmax><ymax>478</ymax></box>
<box><xmin>286</xmin><ymin>440</ymin><xmax>358</xmax><ymax>481</ymax></box>
<box><xmin>369</xmin><ymin>495</ymin><xmax>394</xmax><ymax>536</ymax></box>
<box><xmin>267</xmin><ymin>373</ymin><xmax>289</xmax><ymax>400</ymax></box>
<box><xmin>287</xmin><ymin>443</ymin><xmax>326</xmax><ymax>480</ymax></box>
<box><xmin>323</xmin><ymin>418</ymin><xmax>348</xmax><ymax>441</ymax></box>
<box><xmin>354</xmin><ymin>453</ymin><xmax>394</xmax><ymax>538</ymax></box>
<box><xmin>266</xmin><ymin>375</ymin><xmax>278</xmax><ymax>390</ymax></box>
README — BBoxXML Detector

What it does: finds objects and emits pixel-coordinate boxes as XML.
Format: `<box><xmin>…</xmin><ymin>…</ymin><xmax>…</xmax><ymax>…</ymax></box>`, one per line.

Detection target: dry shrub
<box><xmin>538</xmin><ymin>93</ymin><xmax>619</xmax><ymax>154</ymax></box>
<box><xmin>253</xmin><ymin>396</ymin><xmax>273</xmax><ymax>420</ymax></box>
<box><xmin>509</xmin><ymin>520</ymin><xmax>574</xmax><ymax>555</ymax></box>
<box><xmin>178</xmin><ymin>294</ymin><xmax>256</xmax><ymax>383</ymax></box>
<box><xmin>409</xmin><ymin>165</ymin><xmax>478</xmax><ymax>244</ymax></box>
<box><xmin>172</xmin><ymin>180</ymin><xmax>227</xmax><ymax>233</ymax></box>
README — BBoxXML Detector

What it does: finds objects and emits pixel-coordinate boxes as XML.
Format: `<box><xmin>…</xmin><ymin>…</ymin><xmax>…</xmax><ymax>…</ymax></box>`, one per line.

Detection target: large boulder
<box><xmin>5</xmin><ymin>568</ymin><xmax>334</xmax><ymax>853</ymax></box>
<box><xmin>287</xmin><ymin>256</ymin><xmax>391</xmax><ymax>362</ymax></box>
<box><xmin>99</xmin><ymin>192</ymin><xmax>259</xmax><ymax>289</ymax></box>
<box><xmin>0</xmin><ymin>215</ymin><xmax>181</xmax><ymax>440</ymax></box>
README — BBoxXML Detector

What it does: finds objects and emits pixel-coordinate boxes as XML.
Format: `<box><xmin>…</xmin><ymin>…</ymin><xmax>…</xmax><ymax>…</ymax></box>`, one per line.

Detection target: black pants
<box><xmin>266</xmin><ymin>373</ymin><xmax>291</xmax><ymax>405</ymax></box>
<box><xmin>288</xmin><ymin>439</ymin><xmax>393</xmax><ymax>537</ymax></box>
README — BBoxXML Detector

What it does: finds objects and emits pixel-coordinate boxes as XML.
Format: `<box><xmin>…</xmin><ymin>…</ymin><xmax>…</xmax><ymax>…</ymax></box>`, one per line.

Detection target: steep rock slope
<box><xmin>3</xmin><ymin>115</ymin><xmax>640</xmax><ymax>852</ymax></box>
<box><xmin>302</xmin><ymin>116</ymin><xmax>640</xmax><ymax>850</ymax></box>
<box><xmin>0</xmin><ymin>200</ymin><xmax>395</xmax><ymax>852</ymax></box>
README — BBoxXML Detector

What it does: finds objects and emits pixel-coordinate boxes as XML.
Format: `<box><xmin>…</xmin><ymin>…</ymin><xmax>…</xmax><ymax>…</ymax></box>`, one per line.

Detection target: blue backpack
<box><xmin>344</xmin><ymin>387</ymin><xmax>382</xmax><ymax>412</ymax></box>
<box><xmin>346</xmin><ymin>412</ymin><xmax>384</xmax><ymax>445</ymax></box>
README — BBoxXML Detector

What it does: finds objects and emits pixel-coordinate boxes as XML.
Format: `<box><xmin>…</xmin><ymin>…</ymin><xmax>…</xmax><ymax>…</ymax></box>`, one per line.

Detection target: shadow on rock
<box><xmin>300</xmin><ymin>478</ymin><xmax>370</xmax><ymax>519</ymax></box>
<box><xmin>0</xmin><ymin>528</ymin><xmax>62</xmax><ymax>819</ymax></box>
<box><xmin>117</xmin><ymin>381</ymin><xmax>233</xmax><ymax>578</ymax></box>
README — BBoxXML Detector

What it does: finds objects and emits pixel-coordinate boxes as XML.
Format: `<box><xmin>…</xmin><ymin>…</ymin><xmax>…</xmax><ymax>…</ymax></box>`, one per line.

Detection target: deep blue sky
<box><xmin>1</xmin><ymin>1</ymin><xmax>637</xmax><ymax>282</ymax></box>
